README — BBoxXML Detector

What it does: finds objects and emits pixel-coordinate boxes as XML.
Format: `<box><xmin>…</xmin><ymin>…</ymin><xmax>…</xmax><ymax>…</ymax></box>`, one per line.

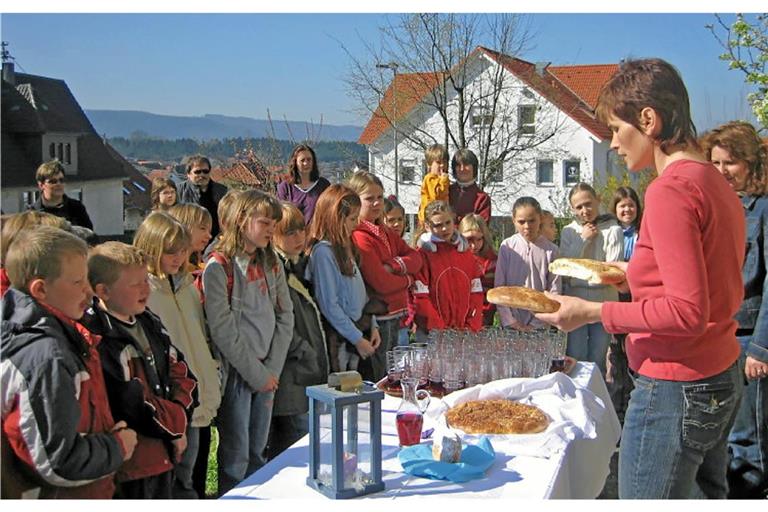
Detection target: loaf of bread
<box><xmin>486</xmin><ymin>286</ymin><xmax>560</xmax><ymax>313</ymax></box>
<box><xmin>548</xmin><ymin>258</ymin><xmax>625</xmax><ymax>285</ymax></box>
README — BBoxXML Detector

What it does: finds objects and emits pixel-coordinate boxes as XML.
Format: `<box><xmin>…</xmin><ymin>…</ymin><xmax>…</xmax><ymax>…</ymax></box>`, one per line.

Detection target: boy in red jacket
<box><xmin>83</xmin><ymin>242</ymin><xmax>198</xmax><ymax>499</ymax></box>
<box><xmin>414</xmin><ymin>201</ymin><xmax>484</xmax><ymax>336</ymax></box>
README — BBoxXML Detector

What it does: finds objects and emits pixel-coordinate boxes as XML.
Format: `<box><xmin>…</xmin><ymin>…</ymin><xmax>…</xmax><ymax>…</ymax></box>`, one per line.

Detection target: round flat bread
<box><xmin>548</xmin><ymin>258</ymin><xmax>625</xmax><ymax>285</ymax></box>
<box><xmin>486</xmin><ymin>286</ymin><xmax>560</xmax><ymax>313</ymax></box>
<box><xmin>446</xmin><ymin>399</ymin><xmax>550</xmax><ymax>434</ymax></box>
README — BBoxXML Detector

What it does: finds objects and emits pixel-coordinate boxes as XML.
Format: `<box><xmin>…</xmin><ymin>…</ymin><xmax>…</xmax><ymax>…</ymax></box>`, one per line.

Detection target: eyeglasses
<box><xmin>191</xmin><ymin>168</ymin><xmax>211</xmax><ymax>176</ymax></box>
<box><xmin>44</xmin><ymin>177</ymin><xmax>65</xmax><ymax>185</ymax></box>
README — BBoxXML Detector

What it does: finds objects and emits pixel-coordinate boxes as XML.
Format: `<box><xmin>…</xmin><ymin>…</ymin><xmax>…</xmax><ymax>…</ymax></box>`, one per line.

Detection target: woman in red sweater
<box><xmin>537</xmin><ymin>58</ymin><xmax>745</xmax><ymax>499</ymax></box>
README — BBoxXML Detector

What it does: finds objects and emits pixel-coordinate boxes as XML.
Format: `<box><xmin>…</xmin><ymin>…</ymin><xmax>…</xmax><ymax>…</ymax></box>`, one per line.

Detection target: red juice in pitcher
<box><xmin>396</xmin><ymin>412</ymin><xmax>424</xmax><ymax>446</ymax></box>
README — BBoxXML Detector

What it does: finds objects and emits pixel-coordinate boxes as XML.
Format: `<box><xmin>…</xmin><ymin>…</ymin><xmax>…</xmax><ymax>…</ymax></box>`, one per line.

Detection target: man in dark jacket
<box><xmin>29</xmin><ymin>160</ymin><xmax>94</xmax><ymax>230</ymax></box>
<box><xmin>177</xmin><ymin>155</ymin><xmax>228</xmax><ymax>238</ymax></box>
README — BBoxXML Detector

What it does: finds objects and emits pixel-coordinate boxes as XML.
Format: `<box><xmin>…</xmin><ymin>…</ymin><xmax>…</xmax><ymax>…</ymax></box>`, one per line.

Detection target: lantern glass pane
<box><xmin>316</xmin><ymin>401</ymin><xmax>333</xmax><ymax>487</ymax></box>
<box><xmin>341</xmin><ymin>403</ymin><xmax>374</xmax><ymax>491</ymax></box>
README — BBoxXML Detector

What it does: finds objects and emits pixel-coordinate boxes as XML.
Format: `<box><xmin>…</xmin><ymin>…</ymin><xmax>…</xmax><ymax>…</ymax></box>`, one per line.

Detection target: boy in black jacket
<box><xmin>83</xmin><ymin>242</ymin><xmax>198</xmax><ymax>499</ymax></box>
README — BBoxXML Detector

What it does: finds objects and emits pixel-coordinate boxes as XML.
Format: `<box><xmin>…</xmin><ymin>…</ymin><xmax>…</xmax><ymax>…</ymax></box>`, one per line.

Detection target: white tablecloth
<box><xmin>222</xmin><ymin>362</ymin><xmax>621</xmax><ymax>500</ymax></box>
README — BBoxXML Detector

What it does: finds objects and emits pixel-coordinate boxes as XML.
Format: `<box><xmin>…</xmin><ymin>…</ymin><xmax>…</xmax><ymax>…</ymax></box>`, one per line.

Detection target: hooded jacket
<box><xmin>413</xmin><ymin>235</ymin><xmax>484</xmax><ymax>331</ymax></box>
<box><xmin>147</xmin><ymin>273</ymin><xmax>221</xmax><ymax>427</ymax></box>
<box><xmin>1</xmin><ymin>289</ymin><xmax>125</xmax><ymax>498</ymax></box>
<box><xmin>82</xmin><ymin>305</ymin><xmax>198</xmax><ymax>482</ymax></box>
<box><xmin>352</xmin><ymin>221</ymin><xmax>422</xmax><ymax>317</ymax></box>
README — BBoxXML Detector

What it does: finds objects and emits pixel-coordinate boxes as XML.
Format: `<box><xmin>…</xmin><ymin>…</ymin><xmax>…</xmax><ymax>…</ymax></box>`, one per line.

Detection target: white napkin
<box><xmin>424</xmin><ymin>371</ymin><xmax>608</xmax><ymax>459</ymax></box>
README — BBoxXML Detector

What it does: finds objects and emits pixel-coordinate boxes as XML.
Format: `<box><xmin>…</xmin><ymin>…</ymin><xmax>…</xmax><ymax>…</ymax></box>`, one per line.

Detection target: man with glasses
<box><xmin>178</xmin><ymin>155</ymin><xmax>228</xmax><ymax>238</ymax></box>
<box><xmin>29</xmin><ymin>160</ymin><xmax>93</xmax><ymax>229</ymax></box>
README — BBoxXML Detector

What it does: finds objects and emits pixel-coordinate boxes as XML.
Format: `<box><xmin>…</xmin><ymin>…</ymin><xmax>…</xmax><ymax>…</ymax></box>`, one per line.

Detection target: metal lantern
<box><xmin>305</xmin><ymin>375</ymin><xmax>385</xmax><ymax>499</ymax></box>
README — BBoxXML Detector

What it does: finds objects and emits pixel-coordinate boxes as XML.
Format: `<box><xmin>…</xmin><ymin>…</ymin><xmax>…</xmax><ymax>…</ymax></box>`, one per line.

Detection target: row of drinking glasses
<box><xmin>385</xmin><ymin>327</ymin><xmax>567</xmax><ymax>396</ymax></box>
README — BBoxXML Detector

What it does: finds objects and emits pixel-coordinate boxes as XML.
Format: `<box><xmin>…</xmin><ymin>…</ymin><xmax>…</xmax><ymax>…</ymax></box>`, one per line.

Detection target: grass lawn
<box><xmin>205</xmin><ymin>427</ymin><xmax>218</xmax><ymax>498</ymax></box>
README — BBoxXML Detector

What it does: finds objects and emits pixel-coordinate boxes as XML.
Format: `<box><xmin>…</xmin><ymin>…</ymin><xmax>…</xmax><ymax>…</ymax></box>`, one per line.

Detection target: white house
<box><xmin>359</xmin><ymin>46</ymin><xmax>626</xmax><ymax>219</ymax></box>
<box><xmin>1</xmin><ymin>62</ymin><xmax>147</xmax><ymax>236</ymax></box>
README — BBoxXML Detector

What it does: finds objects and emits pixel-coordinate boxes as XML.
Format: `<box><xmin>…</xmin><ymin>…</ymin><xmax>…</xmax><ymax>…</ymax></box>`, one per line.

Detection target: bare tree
<box><xmin>339</xmin><ymin>13</ymin><xmax>576</xmax><ymax>202</ymax></box>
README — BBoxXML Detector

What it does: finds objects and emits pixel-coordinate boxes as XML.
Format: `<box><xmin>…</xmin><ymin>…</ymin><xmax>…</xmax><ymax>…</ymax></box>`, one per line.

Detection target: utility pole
<box><xmin>376</xmin><ymin>62</ymin><xmax>399</xmax><ymax>197</ymax></box>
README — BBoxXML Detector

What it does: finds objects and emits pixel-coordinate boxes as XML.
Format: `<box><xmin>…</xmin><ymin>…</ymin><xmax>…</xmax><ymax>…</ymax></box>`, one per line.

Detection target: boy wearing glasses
<box><xmin>29</xmin><ymin>160</ymin><xmax>93</xmax><ymax>229</ymax></box>
<box><xmin>178</xmin><ymin>155</ymin><xmax>228</xmax><ymax>238</ymax></box>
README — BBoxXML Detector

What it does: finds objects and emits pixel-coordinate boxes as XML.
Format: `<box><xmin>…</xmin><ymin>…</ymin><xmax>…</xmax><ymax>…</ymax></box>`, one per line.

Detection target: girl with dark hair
<box><xmin>277</xmin><ymin>144</ymin><xmax>331</xmax><ymax>225</ymax></box>
<box><xmin>448</xmin><ymin>148</ymin><xmax>491</xmax><ymax>223</ymax></box>
<box><xmin>494</xmin><ymin>197</ymin><xmax>560</xmax><ymax>329</ymax></box>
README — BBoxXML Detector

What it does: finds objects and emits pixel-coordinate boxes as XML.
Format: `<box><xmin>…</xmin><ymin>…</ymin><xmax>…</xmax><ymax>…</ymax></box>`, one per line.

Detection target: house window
<box><xmin>537</xmin><ymin>160</ymin><xmax>554</xmax><ymax>185</ymax></box>
<box><xmin>369</xmin><ymin>152</ymin><xmax>377</xmax><ymax>173</ymax></box>
<box><xmin>564</xmin><ymin>160</ymin><xmax>581</xmax><ymax>186</ymax></box>
<box><xmin>65</xmin><ymin>143</ymin><xmax>72</xmax><ymax>165</ymax></box>
<box><xmin>399</xmin><ymin>158</ymin><xmax>417</xmax><ymax>183</ymax></box>
<box><xmin>22</xmin><ymin>190</ymin><xmax>40</xmax><ymax>208</ymax></box>
<box><xmin>57</xmin><ymin>143</ymin><xmax>64</xmax><ymax>162</ymax></box>
<box><xmin>49</xmin><ymin>143</ymin><xmax>56</xmax><ymax>159</ymax></box>
<box><xmin>471</xmin><ymin>101</ymin><xmax>494</xmax><ymax>128</ymax></box>
<box><xmin>518</xmin><ymin>105</ymin><xmax>536</xmax><ymax>135</ymax></box>
<box><xmin>486</xmin><ymin>158</ymin><xmax>504</xmax><ymax>183</ymax></box>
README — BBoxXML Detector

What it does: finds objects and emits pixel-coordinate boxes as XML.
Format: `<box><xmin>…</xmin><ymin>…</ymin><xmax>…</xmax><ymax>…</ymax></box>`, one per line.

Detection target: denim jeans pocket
<box><xmin>682</xmin><ymin>381</ymin><xmax>737</xmax><ymax>451</ymax></box>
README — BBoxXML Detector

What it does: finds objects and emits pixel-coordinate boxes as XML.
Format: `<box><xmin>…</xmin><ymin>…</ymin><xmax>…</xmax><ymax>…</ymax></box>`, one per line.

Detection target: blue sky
<box><xmin>0</xmin><ymin>12</ymin><xmax>761</xmax><ymax>132</ymax></box>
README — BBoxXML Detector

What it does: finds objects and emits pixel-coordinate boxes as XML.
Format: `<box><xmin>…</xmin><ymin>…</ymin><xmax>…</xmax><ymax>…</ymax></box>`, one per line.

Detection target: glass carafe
<box><xmin>395</xmin><ymin>377</ymin><xmax>431</xmax><ymax>447</ymax></box>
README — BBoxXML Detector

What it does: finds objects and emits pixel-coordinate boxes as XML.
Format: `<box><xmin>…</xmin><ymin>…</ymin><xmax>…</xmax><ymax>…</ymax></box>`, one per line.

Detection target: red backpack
<box><xmin>193</xmin><ymin>251</ymin><xmax>234</xmax><ymax>305</ymax></box>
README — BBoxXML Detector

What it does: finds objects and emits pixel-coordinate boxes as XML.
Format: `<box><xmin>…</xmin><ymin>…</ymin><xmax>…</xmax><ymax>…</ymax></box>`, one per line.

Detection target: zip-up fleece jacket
<box><xmin>82</xmin><ymin>306</ymin><xmax>198</xmax><ymax>482</ymax></box>
<box><xmin>147</xmin><ymin>273</ymin><xmax>221</xmax><ymax>427</ymax></box>
<box><xmin>1</xmin><ymin>289</ymin><xmax>125</xmax><ymax>498</ymax></box>
<box><xmin>202</xmin><ymin>253</ymin><xmax>294</xmax><ymax>393</ymax></box>
<box><xmin>352</xmin><ymin>221</ymin><xmax>423</xmax><ymax>317</ymax></box>
<box><xmin>413</xmin><ymin>237</ymin><xmax>484</xmax><ymax>331</ymax></box>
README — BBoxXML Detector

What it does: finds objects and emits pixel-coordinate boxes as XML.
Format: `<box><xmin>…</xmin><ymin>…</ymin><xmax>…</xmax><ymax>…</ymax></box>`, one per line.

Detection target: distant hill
<box><xmin>85</xmin><ymin>109</ymin><xmax>363</xmax><ymax>142</ymax></box>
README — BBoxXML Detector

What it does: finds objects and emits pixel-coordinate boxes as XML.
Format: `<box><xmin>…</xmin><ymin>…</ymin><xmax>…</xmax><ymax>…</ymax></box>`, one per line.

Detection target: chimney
<box><xmin>2</xmin><ymin>41</ymin><xmax>15</xmax><ymax>85</ymax></box>
<box><xmin>534</xmin><ymin>61</ymin><xmax>549</xmax><ymax>76</ymax></box>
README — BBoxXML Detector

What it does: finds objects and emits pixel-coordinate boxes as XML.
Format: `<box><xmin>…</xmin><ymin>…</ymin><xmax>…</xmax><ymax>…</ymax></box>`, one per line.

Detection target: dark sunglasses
<box><xmin>191</xmin><ymin>168</ymin><xmax>211</xmax><ymax>176</ymax></box>
<box><xmin>44</xmin><ymin>177</ymin><xmax>65</xmax><ymax>185</ymax></box>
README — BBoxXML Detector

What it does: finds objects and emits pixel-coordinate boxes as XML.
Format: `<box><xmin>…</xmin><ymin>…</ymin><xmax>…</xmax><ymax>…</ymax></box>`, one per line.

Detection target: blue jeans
<box><xmin>619</xmin><ymin>361</ymin><xmax>742</xmax><ymax>498</ymax></box>
<box><xmin>216</xmin><ymin>369</ymin><xmax>275</xmax><ymax>496</ymax></box>
<box><xmin>173</xmin><ymin>425</ymin><xmax>201</xmax><ymax>499</ymax></box>
<box><xmin>267</xmin><ymin>413</ymin><xmax>309</xmax><ymax>460</ymax></box>
<box><xmin>727</xmin><ymin>337</ymin><xmax>768</xmax><ymax>496</ymax></box>
<box><xmin>566</xmin><ymin>322</ymin><xmax>611</xmax><ymax>376</ymax></box>
<box><xmin>398</xmin><ymin>327</ymin><xmax>410</xmax><ymax>346</ymax></box>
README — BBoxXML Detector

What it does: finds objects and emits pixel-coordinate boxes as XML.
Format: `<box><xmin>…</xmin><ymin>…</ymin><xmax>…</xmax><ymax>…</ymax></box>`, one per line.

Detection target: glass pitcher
<box><xmin>395</xmin><ymin>377</ymin><xmax>431</xmax><ymax>447</ymax></box>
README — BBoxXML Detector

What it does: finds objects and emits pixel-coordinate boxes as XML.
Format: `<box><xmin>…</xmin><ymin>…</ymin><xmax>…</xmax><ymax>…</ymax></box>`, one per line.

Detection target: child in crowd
<box><xmin>604</xmin><ymin>186</ymin><xmax>642</xmax><ymax>425</ymax></box>
<box><xmin>348</xmin><ymin>171</ymin><xmax>423</xmax><ymax>381</ymax></box>
<box><xmin>559</xmin><ymin>182</ymin><xmax>623</xmax><ymax>374</ymax></box>
<box><xmin>413</xmin><ymin>200</ymin><xmax>484</xmax><ymax>336</ymax></box>
<box><xmin>202</xmin><ymin>190</ymin><xmax>294</xmax><ymax>496</ymax></box>
<box><xmin>84</xmin><ymin>241</ymin><xmax>198</xmax><ymax>499</ymax></box>
<box><xmin>305</xmin><ymin>184</ymin><xmax>381</xmax><ymax>372</ymax></box>
<box><xmin>0</xmin><ymin>211</ymin><xmax>71</xmax><ymax>297</ymax></box>
<box><xmin>418</xmin><ymin>144</ymin><xmax>450</xmax><ymax>224</ymax></box>
<box><xmin>277</xmin><ymin>144</ymin><xmax>331</xmax><ymax>225</ymax></box>
<box><xmin>267</xmin><ymin>202</ymin><xmax>329</xmax><ymax>460</ymax></box>
<box><xmin>459</xmin><ymin>213</ymin><xmax>498</xmax><ymax>326</ymax></box>
<box><xmin>168</xmin><ymin>203</ymin><xmax>213</xmax><ymax>272</ymax></box>
<box><xmin>165</xmin><ymin>202</ymin><xmax>218</xmax><ymax>497</ymax></box>
<box><xmin>495</xmin><ymin>197</ymin><xmax>560</xmax><ymax>329</ymax></box>
<box><xmin>150</xmin><ymin>177</ymin><xmax>178</xmax><ymax>212</ymax></box>
<box><xmin>203</xmin><ymin>189</ymin><xmax>243</xmax><ymax>259</ymax></box>
<box><xmin>133</xmin><ymin>212</ymin><xmax>221</xmax><ymax>499</ymax></box>
<box><xmin>383</xmin><ymin>195</ymin><xmax>407</xmax><ymax>239</ymax></box>
<box><xmin>1</xmin><ymin>227</ymin><xmax>137</xmax><ymax>499</ymax></box>
<box><xmin>384</xmin><ymin>195</ymin><xmax>415</xmax><ymax>345</ymax></box>
<box><xmin>448</xmin><ymin>148</ymin><xmax>491</xmax><ymax>223</ymax></box>
<box><xmin>540</xmin><ymin>210</ymin><xmax>558</xmax><ymax>243</ymax></box>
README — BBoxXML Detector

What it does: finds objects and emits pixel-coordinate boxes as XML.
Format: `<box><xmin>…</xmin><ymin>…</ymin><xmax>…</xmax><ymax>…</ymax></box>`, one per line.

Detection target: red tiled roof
<box><xmin>358</xmin><ymin>47</ymin><xmax>616</xmax><ymax>145</ymax></box>
<box><xmin>148</xmin><ymin>168</ymin><xmax>172</xmax><ymax>181</ymax></box>
<box><xmin>358</xmin><ymin>71</ymin><xmax>444</xmax><ymax>145</ymax></box>
<box><xmin>478</xmin><ymin>47</ymin><xmax>612</xmax><ymax>140</ymax></box>
<box><xmin>547</xmin><ymin>64</ymin><xmax>619</xmax><ymax>109</ymax></box>
<box><xmin>211</xmin><ymin>162</ymin><xmax>264</xmax><ymax>187</ymax></box>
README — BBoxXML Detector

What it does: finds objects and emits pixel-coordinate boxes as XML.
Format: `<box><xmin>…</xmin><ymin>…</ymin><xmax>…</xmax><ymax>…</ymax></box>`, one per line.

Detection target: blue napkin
<box><xmin>398</xmin><ymin>437</ymin><xmax>495</xmax><ymax>483</ymax></box>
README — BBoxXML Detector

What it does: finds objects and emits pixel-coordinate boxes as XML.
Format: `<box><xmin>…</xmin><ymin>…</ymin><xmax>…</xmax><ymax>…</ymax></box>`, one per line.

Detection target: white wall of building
<box><xmin>367</xmin><ymin>54</ymin><xmax>618</xmax><ymax>219</ymax></box>
<box><xmin>1</xmin><ymin>178</ymin><xmax>125</xmax><ymax>236</ymax></box>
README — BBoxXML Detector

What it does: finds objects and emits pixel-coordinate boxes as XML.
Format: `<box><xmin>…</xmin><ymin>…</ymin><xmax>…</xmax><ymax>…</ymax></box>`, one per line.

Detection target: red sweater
<box><xmin>474</xmin><ymin>249</ymin><xmax>497</xmax><ymax>326</ymax></box>
<box><xmin>602</xmin><ymin>160</ymin><xmax>744</xmax><ymax>381</ymax></box>
<box><xmin>414</xmin><ymin>241</ymin><xmax>484</xmax><ymax>331</ymax></box>
<box><xmin>448</xmin><ymin>182</ymin><xmax>491</xmax><ymax>223</ymax></box>
<box><xmin>352</xmin><ymin>221</ymin><xmax>423</xmax><ymax>317</ymax></box>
